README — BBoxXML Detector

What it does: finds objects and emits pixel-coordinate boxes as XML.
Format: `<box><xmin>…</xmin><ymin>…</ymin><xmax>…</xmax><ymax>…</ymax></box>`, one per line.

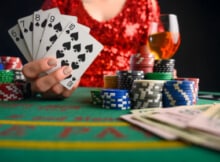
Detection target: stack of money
<box><xmin>121</xmin><ymin>104</ymin><xmax>220</xmax><ymax>151</ymax></box>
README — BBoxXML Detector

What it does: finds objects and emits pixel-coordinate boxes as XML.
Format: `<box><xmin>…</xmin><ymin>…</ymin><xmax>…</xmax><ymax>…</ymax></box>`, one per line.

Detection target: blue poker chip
<box><xmin>0</xmin><ymin>63</ymin><xmax>4</xmax><ymax>70</ymax></box>
<box><xmin>164</xmin><ymin>80</ymin><xmax>194</xmax><ymax>88</ymax></box>
<box><xmin>163</xmin><ymin>89</ymin><xmax>194</xmax><ymax>99</ymax></box>
<box><xmin>101</xmin><ymin>89</ymin><xmax>130</xmax><ymax>99</ymax></box>
<box><xmin>101</xmin><ymin>89</ymin><xmax>131</xmax><ymax>110</ymax></box>
<box><xmin>162</xmin><ymin>92</ymin><xmax>193</xmax><ymax>107</ymax></box>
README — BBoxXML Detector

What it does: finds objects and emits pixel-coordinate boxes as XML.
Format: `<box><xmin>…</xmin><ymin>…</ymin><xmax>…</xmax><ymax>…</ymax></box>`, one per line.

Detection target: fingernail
<box><xmin>63</xmin><ymin>66</ymin><xmax>72</xmax><ymax>75</ymax></box>
<box><xmin>47</xmin><ymin>59</ymin><xmax>57</xmax><ymax>67</ymax></box>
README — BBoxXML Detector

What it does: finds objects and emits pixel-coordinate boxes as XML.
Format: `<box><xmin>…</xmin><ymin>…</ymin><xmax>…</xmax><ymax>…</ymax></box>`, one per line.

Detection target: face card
<box><xmin>8</xmin><ymin>24</ymin><xmax>32</xmax><ymax>62</ymax></box>
<box><xmin>36</xmin><ymin>13</ymin><xmax>75</xmax><ymax>59</ymax></box>
<box><xmin>32</xmin><ymin>8</ymin><xmax>60</xmax><ymax>59</ymax></box>
<box><xmin>45</xmin><ymin>22</ymin><xmax>103</xmax><ymax>89</ymax></box>
<box><xmin>17</xmin><ymin>13</ymin><xmax>34</xmax><ymax>55</ymax></box>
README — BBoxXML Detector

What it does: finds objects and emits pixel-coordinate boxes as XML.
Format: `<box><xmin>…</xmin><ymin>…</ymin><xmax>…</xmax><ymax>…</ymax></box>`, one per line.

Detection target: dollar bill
<box><xmin>121</xmin><ymin>114</ymin><xmax>177</xmax><ymax>140</ymax></box>
<box><xmin>133</xmin><ymin>112</ymin><xmax>220</xmax><ymax>151</ymax></box>
<box><xmin>140</xmin><ymin>104</ymin><xmax>211</xmax><ymax>129</ymax></box>
<box><xmin>188</xmin><ymin>103</ymin><xmax>220</xmax><ymax>136</ymax></box>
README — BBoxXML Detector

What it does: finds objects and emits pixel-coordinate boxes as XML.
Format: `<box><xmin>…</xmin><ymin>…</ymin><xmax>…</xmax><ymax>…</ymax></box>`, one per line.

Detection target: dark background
<box><xmin>0</xmin><ymin>0</ymin><xmax>219</xmax><ymax>92</ymax></box>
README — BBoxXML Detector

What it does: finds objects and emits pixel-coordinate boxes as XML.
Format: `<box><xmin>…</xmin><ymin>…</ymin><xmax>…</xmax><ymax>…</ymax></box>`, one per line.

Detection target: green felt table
<box><xmin>0</xmin><ymin>87</ymin><xmax>220</xmax><ymax>162</ymax></box>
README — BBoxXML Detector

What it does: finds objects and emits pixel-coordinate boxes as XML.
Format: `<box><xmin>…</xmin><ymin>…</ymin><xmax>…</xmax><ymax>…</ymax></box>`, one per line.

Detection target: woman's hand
<box><xmin>22</xmin><ymin>57</ymin><xmax>78</xmax><ymax>99</ymax></box>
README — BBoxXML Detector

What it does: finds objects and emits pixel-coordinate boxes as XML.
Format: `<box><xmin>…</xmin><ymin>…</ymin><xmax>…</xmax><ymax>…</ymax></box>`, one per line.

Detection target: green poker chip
<box><xmin>145</xmin><ymin>72</ymin><xmax>173</xmax><ymax>80</ymax></box>
<box><xmin>0</xmin><ymin>70</ymin><xmax>15</xmax><ymax>83</ymax></box>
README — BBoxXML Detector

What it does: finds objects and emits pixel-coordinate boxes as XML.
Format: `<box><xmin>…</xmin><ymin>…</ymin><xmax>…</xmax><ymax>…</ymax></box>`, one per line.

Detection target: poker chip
<box><xmin>153</xmin><ymin>59</ymin><xmax>175</xmax><ymax>73</ymax></box>
<box><xmin>0</xmin><ymin>70</ymin><xmax>26</xmax><ymax>83</ymax></box>
<box><xmin>0</xmin><ymin>56</ymin><xmax>23</xmax><ymax>70</ymax></box>
<box><xmin>130</xmin><ymin>80</ymin><xmax>165</xmax><ymax>109</ymax></box>
<box><xmin>0</xmin><ymin>63</ymin><xmax>4</xmax><ymax>70</ymax></box>
<box><xmin>101</xmin><ymin>89</ymin><xmax>131</xmax><ymax>110</ymax></box>
<box><xmin>162</xmin><ymin>80</ymin><xmax>195</xmax><ymax>107</ymax></box>
<box><xmin>90</xmin><ymin>89</ymin><xmax>102</xmax><ymax>105</ymax></box>
<box><xmin>145</xmin><ymin>72</ymin><xmax>173</xmax><ymax>80</ymax></box>
<box><xmin>116</xmin><ymin>70</ymin><xmax>144</xmax><ymax>90</ymax></box>
<box><xmin>130</xmin><ymin>53</ymin><xmax>155</xmax><ymax>73</ymax></box>
<box><xmin>103</xmin><ymin>75</ymin><xmax>118</xmax><ymax>89</ymax></box>
<box><xmin>176</xmin><ymin>77</ymin><xmax>200</xmax><ymax>104</ymax></box>
<box><xmin>0</xmin><ymin>56</ymin><xmax>26</xmax><ymax>101</ymax></box>
<box><xmin>0</xmin><ymin>83</ymin><xmax>25</xmax><ymax>101</ymax></box>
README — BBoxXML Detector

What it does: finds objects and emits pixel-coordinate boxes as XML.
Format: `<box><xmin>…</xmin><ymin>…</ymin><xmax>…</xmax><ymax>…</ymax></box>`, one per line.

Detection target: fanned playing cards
<box><xmin>8</xmin><ymin>8</ymin><xmax>103</xmax><ymax>90</ymax></box>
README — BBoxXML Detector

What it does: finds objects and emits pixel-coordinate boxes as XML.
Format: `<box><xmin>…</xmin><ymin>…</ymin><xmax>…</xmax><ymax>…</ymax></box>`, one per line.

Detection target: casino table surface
<box><xmin>0</xmin><ymin>87</ymin><xmax>220</xmax><ymax>162</ymax></box>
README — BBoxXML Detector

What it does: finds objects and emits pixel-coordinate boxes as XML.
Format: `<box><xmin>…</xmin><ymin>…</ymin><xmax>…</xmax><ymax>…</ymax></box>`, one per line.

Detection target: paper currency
<box><xmin>188</xmin><ymin>104</ymin><xmax>220</xmax><ymax>136</ymax></box>
<box><xmin>121</xmin><ymin>104</ymin><xmax>220</xmax><ymax>151</ymax></box>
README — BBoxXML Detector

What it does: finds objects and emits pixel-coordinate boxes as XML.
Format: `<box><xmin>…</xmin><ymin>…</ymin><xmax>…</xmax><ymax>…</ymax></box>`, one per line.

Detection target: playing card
<box><xmin>62</xmin><ymin>14</ymin><xmax>90</xmax><ymax>33</ymax></box>
<box><xmin>32</xmin><ymin>8</ymin><xmax>60</xmax><ymax>59</ymax></box>
<box><xmin>36</xmin><ymin>13</ymin><xmax>76</xmax><ymax>59</ymax></box>
<box><xmin>8</xmin><ymin>24</ymin><xmax>32</xmax><ymax>62</ymax></box>
<box><xmin>17</xmin><ymin>13</ymin><xmax>34</xmax><ymax>55</ymax></box>
<box><xmin>45</xmin><ymin>22</ymin><xmax>103</xmax><ymax>89</ymax></box>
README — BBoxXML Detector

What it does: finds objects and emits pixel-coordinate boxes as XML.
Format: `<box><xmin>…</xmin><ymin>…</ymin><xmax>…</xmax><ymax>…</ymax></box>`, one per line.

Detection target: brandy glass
<box><xmin>147</xmin><ymin>14</ymin><xmax>181</xmax><ymax>60</ymax></box>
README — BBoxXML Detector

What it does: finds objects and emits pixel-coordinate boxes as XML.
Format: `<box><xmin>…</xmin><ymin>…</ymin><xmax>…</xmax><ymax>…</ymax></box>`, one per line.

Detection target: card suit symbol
<box><xmin>78</xmin><ymin>54</ymin><xmax>85</xmax><ymax>62</ymax></box>
<box><xmin>63</xmin><ymin>42</ymin><xmax>71</xmax><ymax>50</ymax></box>
<box><xmin>49</xmin><ymin>34</ymin><xmax>57</xmax><ymax>44</ymax></box>
<box><xmin>46</xmin><ymin>46</ymin><xmax>51</xmax><ymax>51</ymax></box>
<box><xmin>15</xmin><ymin>37</ymin><xmax>20</xmax><ymax>41</ymax></box>
<box><xmin>66</xmin><ymin>30</ymin><xmax>70</xmax><ymax>34</ymax></box>
<box><xmin>35</xmin><ymin>22</ymin><xmax>40</xmax><ymax>27</ymax></box>
<box><xmin>24</xmin><ymin>28</ymin><xmax>28</xmax><ymax>33</ymax></box>
<box><xmin>73</xmin><ymin>44</ymin><xmax>81</xmax><ymax>52</ymax></box>
<box><xmin>48</xmin><ymin>23</ymin><xmax>52</xmax><ymax>28</ymax></box>
<box><xmin>53</xmin><ymin>22</ymin><xmax>62</xmax><ymax>33</ymax></box>
<box><xmin>29</xmin><ymin>22</ymin><xmax>33</xmax><ymax>32</ymax></box>
<box><xmin>72</xmin><ymin>77</ymin><xmax>76</xmax><ymax>81</ymax></box>
<box><xmin>70</xmin><ymin>32</ymin><xmax>78</xmax><ymax>41</ymax></box>
<box><xmin>85</xmin><ymin>44</ymin><xmax>93</xmax><ymax>53</ymax></box>
<box><xmin>61</xmin><ymin>60</ymin><xmax>69</xmax><ymax>66</ymax></box>
<box><xmin>56</xmin><ymin>50</ymin><xmax>65</xmax><ymax>58</ymax></box>
<box><xmin>41</xmin><ymin>19</ymin><xmax>47</xmax><ymax>28</ymax></box>
<box><xmin>71</xmin><ymin>62</ymin><xmax>79</xmax><ymax>70</ymax></box>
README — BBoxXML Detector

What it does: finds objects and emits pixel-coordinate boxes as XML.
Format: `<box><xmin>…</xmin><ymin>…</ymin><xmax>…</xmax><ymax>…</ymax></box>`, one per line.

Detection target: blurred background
<box><xmin>0</xmin><ymin>0</ymin><xmax>219</xmax><ymax>92</ymax></box>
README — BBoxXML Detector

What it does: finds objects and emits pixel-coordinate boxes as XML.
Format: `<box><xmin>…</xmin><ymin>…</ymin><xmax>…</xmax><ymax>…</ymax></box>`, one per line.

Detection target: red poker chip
<box><xmin>0</xmin><ymin>83</ymin><xmax>24</xmax><ymax>101</ymax></box>
<box><xmin>0</xmin><ymin>56</ymin><xmax>23</xmax><ymax>70</ymax></box>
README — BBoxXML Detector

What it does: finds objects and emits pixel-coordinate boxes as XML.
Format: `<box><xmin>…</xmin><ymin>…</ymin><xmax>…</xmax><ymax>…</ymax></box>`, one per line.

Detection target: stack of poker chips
<box><xmin>162</xmin><ymin>80</ymin><xmax>195</xmax><ymax>107</ymax></box>
<box><xmin>130</xmin><ymin>80</ymin><xmax>165</xmax><ymax>109</ymax></box>
<box><xmin>90</xmin><ymin>89</ymin><xmax>102</xmax><ymax>105</ymax></box>
<box><xmin>176</xmin><ymin>77</ymin><xmax>200</xmax><ymax>104</ymax></box>
<box><xmin>145</xmin><ymin>59</ymin><xmax>175</xmax><ymax>80</ymax></box>
<box><xmin>0</xmin><ymin>56</ymin><xmax>26</xmax><ymax>101</ymax></box>
<box><xmin>116</xmin><ymin>70</ymin><xmax>144</xmax><ymax>91</ymax></box>
<box><xmin>101</xmin><ymin>89</ymin><xmax>131</xmax><ymax>110</ymax></box>
<box><xmin>103</xmin><ymin>75</ymin><xmax>118</xmax><ymax>89</ymax></box>
<box><xmin>130</xmin><ymin>53</ymin><xmax>155</xmax><ymax>73</ymax></box>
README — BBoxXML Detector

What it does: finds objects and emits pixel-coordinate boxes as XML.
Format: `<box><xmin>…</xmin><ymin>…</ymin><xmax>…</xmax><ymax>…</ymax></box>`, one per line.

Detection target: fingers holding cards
<box><xmin>45</xmin><ymin>22</ymin><xmax>103</xmax><ymax>89</ymax></box>
<box><xmin>8</xmin><ymin>7</ymin><xmax>103</xmax><ymax>90</ymax></box>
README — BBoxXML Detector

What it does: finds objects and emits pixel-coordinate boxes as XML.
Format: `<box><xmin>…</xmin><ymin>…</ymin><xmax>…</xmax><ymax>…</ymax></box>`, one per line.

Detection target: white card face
<box><xmin>17</xmin><ymin>14</ymin><xmax>34</xmax><ymax>55</ymax></box>
<box><xmin>36</xmin><ymin>13</ymin><xmax>71</xmax><ymax>59</ymax></box>
<box><xmin>61</xmin><ymin>15</ymin><xmax>91</xmax><ymax>33</ymax></box>
<box><xmin>45</xmin><ymin>22</ymin><xmax>103</xmax><ymax>89</ymax></box>
<box><xmin>8</xmin><ymin>24</ymin><xmax>32</xmax><ymax>62</ymax></box>
<box><xmin>32</xmin><ymin>8</ymin><xmax>60</xmax><ymax>59</ymax></box>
